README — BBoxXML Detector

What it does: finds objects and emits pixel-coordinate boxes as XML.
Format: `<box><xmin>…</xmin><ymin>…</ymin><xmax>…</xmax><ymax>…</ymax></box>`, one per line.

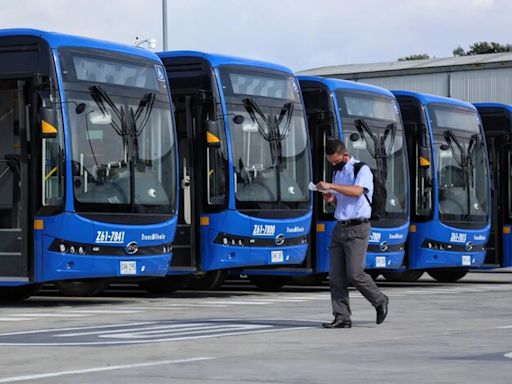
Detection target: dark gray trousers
<box><xmin>328</xmin><ymin>221</ymin><xmax>386</xmax><ymax>320</ymax></box>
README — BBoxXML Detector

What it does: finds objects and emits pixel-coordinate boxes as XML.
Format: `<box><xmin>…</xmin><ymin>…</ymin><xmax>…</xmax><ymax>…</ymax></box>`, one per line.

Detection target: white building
<box><xmin>298</xmin><ymin>52</ymin><xmax>512</xmax><ymax>104</ymax></box>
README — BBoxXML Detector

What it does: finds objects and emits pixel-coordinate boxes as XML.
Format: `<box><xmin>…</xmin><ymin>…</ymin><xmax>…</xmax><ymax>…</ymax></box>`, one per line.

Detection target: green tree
<box><xmin>453</xmin><ymin>41</ymin><xmax>512</xmax><ymax>56</ymax></box>
<box><xmin>397</xmin><ymin>53</ymin><xmax>430</xmax><ymax>61</ymax></box>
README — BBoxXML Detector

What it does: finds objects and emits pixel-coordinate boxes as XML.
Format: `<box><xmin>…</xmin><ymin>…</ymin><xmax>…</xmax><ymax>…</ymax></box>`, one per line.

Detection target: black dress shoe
<box><xmin>376</xmin><ymin>295</ymin><xmax>389</xmax><ymax>324</ymax></box>
<box><xmin>322</xmin><ymin>318</ymin><xmax>352</xmax><ymax>328</ymax></box>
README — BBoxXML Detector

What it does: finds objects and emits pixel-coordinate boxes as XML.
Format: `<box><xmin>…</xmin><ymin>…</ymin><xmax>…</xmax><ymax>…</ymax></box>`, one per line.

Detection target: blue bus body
<box><xmin>157</xmin><ymin>51</ymin><xmax>312</xmax><ymax>283</ymax></box>
<box><xmin>0</xmin><ymin>30</ymin><xmax>178</xmax><ymax>295</ymax></box>
<box><xmin>299</xmin><ymin>76</ymin><xmax>409</xmax><ymax>274</ymax></box>
<box><xmin>393</xmin><ymin>91</ymin><xmax>491</xmax><ymax>279</ymax></box>
<box><xmin>474</xmin><ymin>103</ymin><xmax>512</xmax><ymax>268</ymax></box>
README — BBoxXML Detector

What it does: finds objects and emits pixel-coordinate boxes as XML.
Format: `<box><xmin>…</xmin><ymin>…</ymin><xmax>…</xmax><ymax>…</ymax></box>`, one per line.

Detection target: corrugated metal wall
<box><xmin>348</xmin><ymin>68</ymin><xmax>512</xmax><ymax>104</ymax></box>
<box><xmin>450</xmin><ymin>68</ymin><xmax>512</xmax><ymax>103</ymax></box>
<box><xmin>358</xmin><ymin>73</ymin><xmax>449</xmax><ymax>96</ymax></box>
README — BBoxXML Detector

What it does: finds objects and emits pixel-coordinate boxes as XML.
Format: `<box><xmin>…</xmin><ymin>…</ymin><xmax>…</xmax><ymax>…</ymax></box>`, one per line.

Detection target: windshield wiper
<box><xmin>89</xmin><ymin>86</ymin><xmax>127</xmax><ymax>137</ymax></box>
<box><xmin>242</xmin><ymin>97</ymin><xmax>294</xmax><ymax>166</ymax></box>
<box><xmin>130</xmin><ymin>92</ymin><xmax>155</xmax><ymax>136</ymax></box>
<box><xmin>442</xmin><ymin>129</ymin><xmax>466</xmax><ymax>168</ymax></box>
<box><xmin>354</xmin><ymin>119</ymin><xmax>396</xmax><ymax>182</ymax></box>
<box><xmin>129</xmin><ymin>92</ymin><xmax>156</xmax><ymax>163</ymax></box>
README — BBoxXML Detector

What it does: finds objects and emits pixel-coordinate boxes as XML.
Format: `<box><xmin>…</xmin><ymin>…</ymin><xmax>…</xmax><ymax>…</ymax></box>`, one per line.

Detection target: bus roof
<box><xmin>392</xmin><ymin>90</ymin><xmax>477</xmax><ymax>111</ymax></box>
<box><xmin>158</xmin><ymin>50</ymin><xmax>294</xmax><ymax>75</ymax></box>
<box><xmin>474</xmin><ymin>102</ymin><xmax>512</xmax><ymax>112</ymax></box>
<box><xmin>0</xmin><ymin>28</ymin><xmax>160</xmax><ymax>62</ymax></box>
<box><xmin>298</xmin><ymin>75</ymin><xmax>395</xmax><ymax>98</ymax></box>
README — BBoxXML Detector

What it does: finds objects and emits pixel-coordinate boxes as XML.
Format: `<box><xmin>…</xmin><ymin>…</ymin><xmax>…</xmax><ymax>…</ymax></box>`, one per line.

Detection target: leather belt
<box><xmin>337</xmin><ymin>218</ymin><xmax>369</xmax><ymax>226</ymax></box>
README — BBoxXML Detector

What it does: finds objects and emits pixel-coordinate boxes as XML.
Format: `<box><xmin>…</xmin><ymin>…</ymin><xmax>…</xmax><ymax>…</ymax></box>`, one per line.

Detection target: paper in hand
<box><xmin>308</xmin><ymin>182</ymin><xmax>335</xmax><ymax>194</ymax></box>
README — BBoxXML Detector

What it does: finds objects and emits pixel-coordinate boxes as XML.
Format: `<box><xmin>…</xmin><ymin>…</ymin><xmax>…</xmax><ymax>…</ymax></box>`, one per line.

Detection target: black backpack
<box><xmin>353</xmin><ymin>162</ymin><xmax>387</xmax><ymax>220</ymax></box>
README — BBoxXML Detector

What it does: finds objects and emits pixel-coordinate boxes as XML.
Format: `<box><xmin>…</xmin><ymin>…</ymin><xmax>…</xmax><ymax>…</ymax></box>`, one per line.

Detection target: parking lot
<box><xmin>0</xmin><ymin>272</ymin><xmax>511</xmax><ymax>383</ymax></box>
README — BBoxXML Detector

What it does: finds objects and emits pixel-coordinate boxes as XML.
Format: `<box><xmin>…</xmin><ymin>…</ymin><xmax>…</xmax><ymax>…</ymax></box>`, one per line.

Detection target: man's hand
<box><xmin>323</xmin><ymin>192</ymin><xmax>335</xmax><ymax>204</ymax></box>
<box><xmin>316</xmin><ymin>181</ymin><xmax>331</xmax><ymax>191</ymax></box>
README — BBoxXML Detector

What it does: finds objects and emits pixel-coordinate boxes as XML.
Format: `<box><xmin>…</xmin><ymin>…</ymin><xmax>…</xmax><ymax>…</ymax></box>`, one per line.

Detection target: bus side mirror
<box><xmin>205</xmin><ymin>120</ymin><xmax>221</xmax><ymax>148</ymax></box>
<box><xmin>418</xmin><ymin>146</ymin><xmax>431</xmax><ymax>168</ymax></box>
<box><xmin>40</xmin><ymin>107</ymin><xmax>59</xmax><ymax>139</ymax></box>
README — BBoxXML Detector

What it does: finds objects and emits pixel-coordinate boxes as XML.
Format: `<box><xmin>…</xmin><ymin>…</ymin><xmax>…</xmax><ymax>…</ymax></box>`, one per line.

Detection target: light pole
<box><xmin>162</xmin><ymin>0</ymin><xmax>168</xmax><ymax>51</ymax></box>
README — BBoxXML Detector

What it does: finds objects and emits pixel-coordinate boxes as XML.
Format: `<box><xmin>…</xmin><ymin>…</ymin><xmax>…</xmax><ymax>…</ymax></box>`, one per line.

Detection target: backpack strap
<box><xmin>353</xmin><ymin>161</ymin><xmax>372</xmax><ymax>207</ymax></box>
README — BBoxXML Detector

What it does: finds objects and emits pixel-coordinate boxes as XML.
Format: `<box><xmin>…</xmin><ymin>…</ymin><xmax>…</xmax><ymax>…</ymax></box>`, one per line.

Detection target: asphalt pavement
<box><xmin>0</xmin><ymin>272</ymin><xmax>511</xmax><ymax>384</ymax></box>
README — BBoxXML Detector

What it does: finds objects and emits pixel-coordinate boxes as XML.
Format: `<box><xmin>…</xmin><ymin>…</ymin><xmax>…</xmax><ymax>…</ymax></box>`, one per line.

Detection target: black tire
<box><xmin>55</xmin><ymin>279</ymin><xmax>110</xmax><ymax>297</ymax></box>
<box><xmin>0</xmin><ymin>284</ymin><xmax>41</xmax><ymax>302</ymax></box>
<box><xmin>248</xmin><ymin>275</ymin><xmax>288</xmax><ymax>291</ymax></box>
<box><xmin>288</xmin><ymin>273</ymin><xmax>327</xmax><ymax>286</ymax></box>
<box><xmin>427</xmin><ymin>269</ymin><xmax>468</xmax><ymax>283</ymax></box>
<box><xmin>382</xmin><ymin>270</ymin><xmax>424</xmax><ymax>282</ymax></box>
<box><xmin>139</xmin><ymin>275</ymin><xmax>192</xmax><ymax>294</ymax></box>
<box><xmin>187</xmin><ymin>270</ymin><xmax>227</xmax><ymax>290</ymax></box>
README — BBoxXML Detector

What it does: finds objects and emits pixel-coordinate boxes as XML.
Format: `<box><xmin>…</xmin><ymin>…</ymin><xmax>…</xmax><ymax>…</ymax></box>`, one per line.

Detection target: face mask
<box><xmin>332</xmin><ymin>160</ymin><xmax>346</xmax><ymax>172</ymax></box>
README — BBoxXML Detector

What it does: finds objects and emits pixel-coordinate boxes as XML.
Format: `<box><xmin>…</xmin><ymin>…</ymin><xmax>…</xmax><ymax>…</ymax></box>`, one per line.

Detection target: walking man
<box><xmin>317</xmin><ymin>138</ymin><xmax>388</xmax><ymax>328</ymax></box>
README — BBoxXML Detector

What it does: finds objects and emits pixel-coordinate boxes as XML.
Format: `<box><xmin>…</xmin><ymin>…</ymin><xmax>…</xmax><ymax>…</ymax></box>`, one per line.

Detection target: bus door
<box><xmin>485</xmin><ymin>132</ymin><xmax>505</xmax><ymax>265</ymax></box>
<box><xmin>0</xmin><ymin>79</ymin><xmax>31</xmax><ymax>280</ymax></box>
<box><xmin>172</xmin><ymin>95</ymin><xmax>198</xmax><ymax>270</ymax></box>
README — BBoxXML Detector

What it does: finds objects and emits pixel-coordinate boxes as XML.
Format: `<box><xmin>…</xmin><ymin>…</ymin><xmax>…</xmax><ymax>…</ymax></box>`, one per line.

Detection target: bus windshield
<box><xmin>429</xmin><ymin>105</ymin><xmax>489</xmax><ymax>225</ymax></box>
<box><xmin>59</xmin><ymin>49</ymin><xmax>176</xmax><ymax>214</ymax></box>
<box><xmin>336</xmin><ymin>91</ymin><xmax>408</xmax><ymax>222</ymax></box>
<box><xmin>219</xmin><ymin>68</ymin><xmax>310</xmax><ymax>207</ymax></box>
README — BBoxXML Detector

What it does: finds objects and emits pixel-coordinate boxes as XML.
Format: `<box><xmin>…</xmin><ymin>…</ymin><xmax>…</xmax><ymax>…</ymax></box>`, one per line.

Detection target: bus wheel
<box><xmin>382</xmin><ymin>270</ymin><xmax>423</xmax><ymax>282</ymax></box>
<box><xmin>55</xmin><ymin>279</ymin><xmax>110</xmax><ymax>297</ymax></box>
<box><xmin>427</xmin><ymin>269</ymin><xmax>468</xmax><ymax>283</ymax></box>
<box><xmin>249</xmin><ymin>275</ymin><xmax>288</xmax><ymax>291</ymax></box>
<box><xmin>139</xmin><ymin>275</ymin><xmax>191</xmax><ymax>294</ymax></box>
<box><xmin>288</xmin><ymin>273</ymin><xmax>327</xmax><ymax>286</ymax></box>
<box><xmin>187</xmin><ymin>271</ymin><xmax>227</xmax><ymax>290</ymax></box>
<box><xmin>0</xmin><ymin>284</ymin><xmax>41</xmax><ymax>301</ymax></box>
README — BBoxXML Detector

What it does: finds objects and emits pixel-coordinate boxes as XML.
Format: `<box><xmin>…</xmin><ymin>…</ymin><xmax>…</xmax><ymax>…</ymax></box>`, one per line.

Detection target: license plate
<box><xmin>271</xmin><ymin>250</ymin><xmax>284</xmax><ymax>263</ymax></box>
<box><xmin>376</xmin><ymin>256</ymin><xmax>386</xmax><ymax>268</ymax></box>
<box><xmin>120</xmin><ymin>261</ymin><xmax>137</xmax><ymax>275</ymax></box>
<box><xmin>461</xmin><ymin>255</ymin><xmax>471</xmax><ymax>266</ymax></box>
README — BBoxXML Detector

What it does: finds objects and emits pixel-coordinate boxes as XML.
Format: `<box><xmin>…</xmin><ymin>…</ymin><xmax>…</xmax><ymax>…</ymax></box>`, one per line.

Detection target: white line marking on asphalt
<box><xmin>0</xmin><ymin>322</ymin><xmax>156</xmax><ymax>337</ymax></box>
<box><xmin>7</xmin><ymin>313</ymin><xmax>88</xmax><ymax>318</ymax></box>
<box><xmin>505</xmin><ymin>352</ymin><xmax>512</xmax><ymax>359</ymax></box>
<box><xmin>57</xmin><ymin>323</ymin><xmax>211</xmax><ymax>337</ymax></box>
<box><xmin>0</xmin><ymin>326</ymin><xmax>312</xmax><ymax>346</ymax></box>
<box><xmin>62</xmin><ymin>310</ymin><xmax>143</xmax><ymax>314</ymax></box>
<box><xmin>102</xmin><ymin>324</ymin><xmax>272</xmax><ymax>339</ymax></box>
<box><xmin>200</xmin><ymin>301</ymin><xmax>270</xmax><ymax>305</ymax></box>
<box><xmin>496</xmin><ymin>325</ymin><xmax>512</xmax><ymax>329</ymax></box>
<box><xmin>0</xmin><ymin>357</ymin><xmax>215</xmax><ymax>383</ymax></box>
<box><xmin>0</xmin><ymin>318</ymin><xmax>33</xmax><ymax>322</ymax></box>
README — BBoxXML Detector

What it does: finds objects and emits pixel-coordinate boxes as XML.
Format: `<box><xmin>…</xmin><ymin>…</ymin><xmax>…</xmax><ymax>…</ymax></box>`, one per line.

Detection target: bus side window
<box><xmin>42</xmin><ymin>137</ymin><xmax>64</xmax><ymax>207</ymax></box>
<box><xmin>40</xmin><ymin>107</ymin><xmax>65</xmax><ymax>209</ymax></box>
<box><xmin>509</xmin><ymin>149</ymin><xmax>512</xmax><ymax>219</ymax></box>
<box><xmin>205</xmin><ymin>120</ymin><xmax>227</xmax><ymax>206</ymax></box>
<box><xmin>416</xmin><ymin>138</ymin><xmax>433</xmax><ymax>218</ymax></box>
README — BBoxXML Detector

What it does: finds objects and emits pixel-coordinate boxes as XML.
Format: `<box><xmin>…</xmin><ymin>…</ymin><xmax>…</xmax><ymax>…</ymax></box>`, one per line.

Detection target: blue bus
<box><xmin>391</xmin><ymin>91</ymin><xmax>491</xmax><ymax>282</ymax></box>
<box><xmin>146</xmin><ymin>51</ymin><xmax>312</xmax><ymax>291</ymax></box>
<box><xmin>296</xmin><ymin>77</ymin><xmax>409</xmax><ymax>283</ymax></box>
<box><xmin>0</xmin><ymin>29</ymin><xmax>178</xmax><ymax>299</ymax></box>
<box><xmin>474</xmin><ymin>103</ymin><xmax>512</xmax><ymax>268</ymax></box>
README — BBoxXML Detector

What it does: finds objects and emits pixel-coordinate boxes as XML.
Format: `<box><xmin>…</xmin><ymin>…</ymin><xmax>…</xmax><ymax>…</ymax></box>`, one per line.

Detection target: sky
<box><xmin>0</xmin><ymin>0</ymin><xmax>511</xmax><ymax>71</ymax></box>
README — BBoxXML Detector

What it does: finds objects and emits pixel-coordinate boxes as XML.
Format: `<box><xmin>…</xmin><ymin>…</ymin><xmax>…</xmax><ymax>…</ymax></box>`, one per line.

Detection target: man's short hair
<box><xmin>325</xmin><ymin>137</ymin><xmax>346</xmax><ymax>156</ymax></box>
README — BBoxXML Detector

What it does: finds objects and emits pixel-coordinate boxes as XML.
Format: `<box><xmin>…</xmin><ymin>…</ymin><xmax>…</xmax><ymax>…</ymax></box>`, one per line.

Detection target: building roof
<box><xmin>158</xmin><ymin>50</ymin><xmax>294</xmax><ymax>75</ymax></box>
<box><xmin>298</xmin><ymin>52</ymin><xmax>512</xmax><ymax>79</ymax></box>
